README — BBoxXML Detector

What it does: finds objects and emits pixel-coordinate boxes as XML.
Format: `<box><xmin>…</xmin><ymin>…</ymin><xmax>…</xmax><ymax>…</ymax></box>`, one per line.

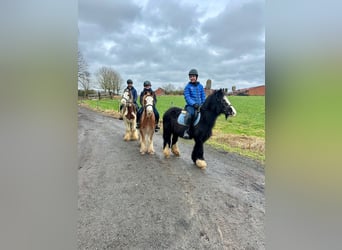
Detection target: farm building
<box><xmin>229</xmin><ymin>85</ymin><xmax>265</xmax><ymax>96</ymax></box>
<box><xmin>154</xmin><ymin>87</ymin><xmax>165</xmax><ymax>96</ymax></box>
<box><xmin>204</xmin><ymin>88</ymin><xmax>215</xmax><ymax>96</ymax></box>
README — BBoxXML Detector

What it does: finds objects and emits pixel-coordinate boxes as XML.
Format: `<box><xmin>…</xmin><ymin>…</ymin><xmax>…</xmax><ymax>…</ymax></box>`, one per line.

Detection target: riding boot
<box><xmin>183</xmin><ymin>128</ymin><xmax>190</xmax><ymax>139</ymax></box>
<box><xmin>183</xmin><ymin>113</ymin><xmax>192</xmax><ymax>139</ymax></box>
<box><xmin>154</xmin><ymin>118</ymin><xmax>160</xmax><ymax>132</ymax></box>
<box><xmin>136</xmin><ymin>108</ymin><xmax>141</xmax><ymax>128</ymax></box>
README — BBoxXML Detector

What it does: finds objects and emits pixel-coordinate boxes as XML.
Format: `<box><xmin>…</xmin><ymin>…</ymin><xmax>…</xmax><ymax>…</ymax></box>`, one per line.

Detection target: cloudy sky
<box><xmin>78</xmin><ymin>0</ymin><xmax>264</xmax><ymax>92</ymax></box>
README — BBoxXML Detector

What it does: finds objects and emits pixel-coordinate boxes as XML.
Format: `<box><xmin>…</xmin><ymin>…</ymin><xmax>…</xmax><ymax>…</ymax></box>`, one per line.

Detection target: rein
<box><xmin>144</xmin><ymin>103</ymin><xmax>153</xmax><ymax>109</ymax></box>
<box><xmin>143</xmin><ymin>95</ymin><xmax>154</xmax><ymax>109</ymax></box>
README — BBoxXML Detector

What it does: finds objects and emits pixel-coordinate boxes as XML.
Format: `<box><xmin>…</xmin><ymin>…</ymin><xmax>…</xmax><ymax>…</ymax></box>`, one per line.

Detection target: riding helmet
<box><xmin>188</xmin><ymin>69</ymin><xmax>198</xmax><ymax>76</ymax></box>
<box><xmin>127</xmin><ymin>79</ymin><xmax>133</xmax><ymax>84</ymax></box>
<box><xmin>143</xmin><ymin>80</ymin><xmax>151</xmax><ymax>87</ymax></box>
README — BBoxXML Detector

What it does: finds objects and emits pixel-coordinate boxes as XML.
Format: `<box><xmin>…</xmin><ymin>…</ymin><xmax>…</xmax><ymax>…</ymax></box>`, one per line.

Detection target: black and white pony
<box><xmin>120</xmin><ymin>89</ymin><xmax>138</xmax><ymax>141</ymax></box>
<box><xmin>162</xmin><ymin>89</ymin><xmax>236</xmax><ymax>169</ymax></box>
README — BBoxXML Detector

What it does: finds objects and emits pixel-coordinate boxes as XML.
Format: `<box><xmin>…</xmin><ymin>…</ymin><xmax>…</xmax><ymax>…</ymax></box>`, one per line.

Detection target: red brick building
<box><xmin>154</xmin><ymin>87</ymin><xmax>165</xmax><ymax>96</ymax></box>
<box><xmin>229</xmin><ymin>85</ymin><xmax>265</xmax><ymax>96</ymax></box>
<box><xmin>204</xmin><ymin>88</ymin><xmax>214</xmax><ymax>96</ymax></box>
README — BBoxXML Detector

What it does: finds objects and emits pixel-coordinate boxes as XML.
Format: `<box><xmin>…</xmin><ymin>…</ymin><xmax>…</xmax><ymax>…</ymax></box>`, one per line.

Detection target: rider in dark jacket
<box><xmin>183</xmin><ymin>69</ymin><xmax>206</xmax><ymax>139</ymax></box>
<box><xmin>119</xmin><ymin>79</ymin><xmax>138</xmax><ymax>120</ymax></box>
<box><xmin>136</xmin><ymin>80</ymin><xmax>160</xmax><ymax>131</ymax></box>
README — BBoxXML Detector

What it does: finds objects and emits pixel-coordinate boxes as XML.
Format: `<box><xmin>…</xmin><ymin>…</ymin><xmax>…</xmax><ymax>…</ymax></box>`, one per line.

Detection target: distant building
<box><xmin>229</xmin><ymin>85</ymin><xmax>265</xmax><ymax>96</ymax></box>
<box><xmin>155</xmin><ymin>87</ymin><xmax>165</xmax><ymax>96</ymax></box>
<box><xmin>204</xmin><ymin>88</ymin><xmax>214</xmax><ymax>96</ymax></box>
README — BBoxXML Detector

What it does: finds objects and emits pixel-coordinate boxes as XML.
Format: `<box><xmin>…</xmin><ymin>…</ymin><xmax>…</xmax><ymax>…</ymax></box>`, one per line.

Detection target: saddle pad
<box><xmin>177</xmin><ymin>111</ymin><xmax>201</xmax><ymax>126</ymax></box>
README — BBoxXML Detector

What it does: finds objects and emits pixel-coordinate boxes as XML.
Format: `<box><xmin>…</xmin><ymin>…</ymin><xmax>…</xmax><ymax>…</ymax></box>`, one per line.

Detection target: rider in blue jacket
<box><xmin>183</xmin><ymin>69</ymin><xmax>206</xmax><ymax>139</ymax></box>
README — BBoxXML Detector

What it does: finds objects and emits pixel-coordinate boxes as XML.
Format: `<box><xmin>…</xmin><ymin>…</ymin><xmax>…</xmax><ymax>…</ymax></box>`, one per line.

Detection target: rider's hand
<box><xmin>193</xmin><ymin>103</ymin><xmax>200</xmax><ymax>110</ymax></box>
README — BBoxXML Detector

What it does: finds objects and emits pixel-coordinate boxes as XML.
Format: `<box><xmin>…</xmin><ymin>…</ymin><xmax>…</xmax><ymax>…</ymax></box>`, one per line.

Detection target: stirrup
<box><xmin>183</xmin><ymin>130</ymin><xmax>190</xmax><ymax>139</ymax></box>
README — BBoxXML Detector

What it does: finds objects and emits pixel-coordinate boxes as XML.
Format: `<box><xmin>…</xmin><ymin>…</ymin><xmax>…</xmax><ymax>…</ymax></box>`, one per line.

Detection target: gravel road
<box><xmin>78</xmin><ymin>106</ymin><xmax>265</xmax><ymax>250</ymax></box>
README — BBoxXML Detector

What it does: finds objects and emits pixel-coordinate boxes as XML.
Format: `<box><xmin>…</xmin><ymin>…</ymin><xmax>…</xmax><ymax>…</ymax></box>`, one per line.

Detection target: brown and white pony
<box><xmin>120</xmin><ymin>90</ymin><xmax>138</xmax><ymax>141</ymax></box>
<box><xmin>139</xmin><ymin>92</ymin><xmax>155</xmax><ymax>154</ymax></box>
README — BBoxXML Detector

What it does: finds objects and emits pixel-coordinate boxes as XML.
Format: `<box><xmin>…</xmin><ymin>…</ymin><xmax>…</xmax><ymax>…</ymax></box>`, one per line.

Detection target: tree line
<box><xmin>78</xmin><ymin>50</ymin><xmax>234</xmax><ymax>98</ymax></box>
<box><xmin>78</xmin><ymin>51</ymin><xmax>183</xmax><ymax>98</ymax></box>
<box><xmin>78</xmin><ymin>50</ymin><xmax>123</xmax><ymax>98</ymax></box>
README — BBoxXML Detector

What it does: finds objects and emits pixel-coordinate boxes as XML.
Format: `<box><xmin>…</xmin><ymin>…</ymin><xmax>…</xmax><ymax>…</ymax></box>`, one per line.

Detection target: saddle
<box><xmin>177</xmin><ymin>110</ymin><xmax>201</xmax><ymax>126</ymax></box>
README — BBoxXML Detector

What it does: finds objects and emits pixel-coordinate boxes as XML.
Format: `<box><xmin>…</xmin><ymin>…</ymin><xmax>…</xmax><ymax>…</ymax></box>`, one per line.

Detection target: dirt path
<box><xmin>78</xmin><ymin>106</ymin><xmax>265</xmax><ymax>249</ymax></box>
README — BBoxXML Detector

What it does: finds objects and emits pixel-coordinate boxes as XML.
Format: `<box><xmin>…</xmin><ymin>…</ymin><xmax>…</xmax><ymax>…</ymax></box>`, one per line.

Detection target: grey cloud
<box><xmin>142</xmin><ymin>0</ymin><xmax>200</xmax><ymax>33</ymax></box>
<box><xmin>79</xmin><ymin>0</ymin><xmax>140</xmax><ymax>32</ymax></box>
<box><xmin>78</xmin><ymin>0</ymin><xmax>264</xmax><ymax>90</ymax></box>
<box><xmin>202</xmin><ymin>0</ymin><xmax>265</xmax><ymax>56</ymax></box>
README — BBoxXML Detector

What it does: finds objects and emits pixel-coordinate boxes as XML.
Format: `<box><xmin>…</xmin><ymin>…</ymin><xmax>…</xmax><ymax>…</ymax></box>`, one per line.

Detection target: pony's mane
<box><xmin>201</xmin><ymin>89</ymin><xmax>223</xmax><ymax>110</ymax></box>
<box><xmin>143</xmin><ymin>90</ymin><xmax>153</xmax><ymax>97</ymax></box>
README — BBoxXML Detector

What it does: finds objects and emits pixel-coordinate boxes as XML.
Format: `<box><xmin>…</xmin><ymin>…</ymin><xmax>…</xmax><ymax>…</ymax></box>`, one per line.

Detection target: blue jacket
<box><xmin>184</xmin><ymin>82</ymin><xmax>206</xmax><ymax>106</ymax></box>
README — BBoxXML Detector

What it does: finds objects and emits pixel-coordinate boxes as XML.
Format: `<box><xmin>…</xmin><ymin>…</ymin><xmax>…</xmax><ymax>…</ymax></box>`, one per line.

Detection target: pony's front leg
<box><xmin>123</xmin><ymin>121</ymin><xmax>130</xmax><ymax>141</ymax></box>
<box><xmin>163</xmin><ymin>144</ymin><xmax>171</xmax><ymax>158</ymax></box>
<box><xmin>192</xmin><ymin>141</ymin><xmax>206</xmax><ymax>169</ymax></box>
<box><xmin>147</xmin><ymin>133</ymin><xmax>155</xmax><ymax>154</ymax></box>
<box><xmin>171</xmin><ymin>135</ymin><xmax>180</xmax><ymax>156</ymax></box>
<box><xmin>130</xmin><ymin>120</ymin><xmax>139</xmax><ymax>141</ymax></box>
<box><xmin>162</xmin><ymin>132</ymin><xmax>172</xmax><ymax>158</ymax></box>
<box><xmin>140</xmin><ymin>133</ymin><xmax>146</xmax><ymax>154</ymax></box>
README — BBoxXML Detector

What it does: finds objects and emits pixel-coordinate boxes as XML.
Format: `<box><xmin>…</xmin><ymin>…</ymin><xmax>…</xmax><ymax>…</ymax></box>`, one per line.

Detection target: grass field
<box><xmin>78</xmin><ymin>95</ymin><xmax>265</xmax><ymax>163</ymax></box>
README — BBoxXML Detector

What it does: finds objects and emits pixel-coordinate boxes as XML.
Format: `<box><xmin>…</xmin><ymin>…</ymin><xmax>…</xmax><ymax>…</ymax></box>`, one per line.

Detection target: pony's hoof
<box><xmin>195</xmin><ymin>159</ymin><xmax>207</xmax><ymax>169</ymax></box>
<box><xmin>132</xmin><ymin>133</ymin><xmax>139</xmax><ymax>141</ymax></box>
<box><xmin>163</xmin><ymin>147</ymin><xmax>171</xmax><ymax>158</ymax></box>
<box><xmin>171</xmin><ymin>145</ymin><xmax>180</xmax><ymax>156</ymax></box>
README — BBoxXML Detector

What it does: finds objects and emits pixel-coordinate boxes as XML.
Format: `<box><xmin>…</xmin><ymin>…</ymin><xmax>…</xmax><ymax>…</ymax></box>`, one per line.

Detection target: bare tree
<box><xmin>96</xmin><ymin>66</ymin><xmax>123</xmax><ymax>95</ymax></box>
<box><xmin>79</xmin><ymin>70</ymin><xmax>91</xmax><ymax>98</ymax></box>
<box><xmin>162</xmin><ymin>83</ymin><xmax>176</xmax><ymax>94</ymax></box>
<box><xmin>78</xmin><ymin>51</ymin><xmax>92</xmax><ymax>97</ymax></box>
<box><xmin>78</xmin><ymin>50</ymin><xmax>87</xmax><ymax>83</ymax></box>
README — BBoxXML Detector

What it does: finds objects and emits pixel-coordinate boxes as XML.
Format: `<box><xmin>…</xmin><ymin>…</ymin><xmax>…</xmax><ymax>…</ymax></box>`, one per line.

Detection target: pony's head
<box><xmin>204</xmin><ymin>89</ymin><xmax>236</xmax><ymax>119</ymax></box>
<box><xmin>121</xmin><ymin>90</ymin><xmax>131</xmax><ymax>105</ymax></box>
<box><xmin>143</xmin><ymin>94</ymin><xmax>154</xmax><ymax>117</ymax></box>
<box><xmin>222</xmin><ymin>95</ymin><xmax>237</xmax><ymax>119</ymax></box>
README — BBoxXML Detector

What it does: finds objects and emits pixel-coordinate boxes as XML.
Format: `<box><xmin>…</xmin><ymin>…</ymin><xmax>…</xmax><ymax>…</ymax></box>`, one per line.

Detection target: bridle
<box><xmin>121</xmin><ymin>90</ymin><xmax>133</xmax><ymax>106</ymax></box>
<box><xmin>143</xmin><ymin>95</ymin><xmax>154</xmax><ymax>115</ymax></box>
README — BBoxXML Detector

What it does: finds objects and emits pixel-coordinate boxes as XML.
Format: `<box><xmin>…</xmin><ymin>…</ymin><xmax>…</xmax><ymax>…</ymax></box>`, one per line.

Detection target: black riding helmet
<box><xmin>188</xmin><ymin>69</ymin><xmax>198</xmax><ymax>76</ymax></box>
<box><xmin>143</xmin><ymin>80</ymin><xmax>151</xmax><ymax>87</ymax></box>
<box><xmin>127</xmin><ymin>79</ymin><xmax>133</xmax><ymax>84</ymax></box>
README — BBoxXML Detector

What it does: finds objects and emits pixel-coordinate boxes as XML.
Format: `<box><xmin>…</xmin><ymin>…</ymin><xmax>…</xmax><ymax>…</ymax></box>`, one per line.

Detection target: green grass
<box><xmin>78</xmin><ymin>95</ymin><xmax>265</xmax><ymax>162</ymax></box>
<box><xmin>221</xmin><ymin>96</ymin><xmax>265</xmax><ymax>138</ymax></box>
<box><xmin>156</xmin><ymin>95</ymin><xmax>265</xmax><ymax>138</ymax></box>
<box><xmin>79</xmin><ymin>98</ymin><xmax>121</xmax><ymax>111</ymax></box>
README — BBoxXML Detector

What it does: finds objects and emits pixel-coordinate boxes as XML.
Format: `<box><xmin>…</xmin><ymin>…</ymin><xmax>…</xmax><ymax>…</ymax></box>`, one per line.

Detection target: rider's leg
<box><xmin>183</xmin><ymin>106</ymin><xmax>194</xmax><ymax>139</ymax></box>
<box><xmin>154</xmin><ymin>107</ymin><xmax>160</xmax><ymax>131</ymax></box>
<box><xmin>136</xmin><ymin>108</ymin><xmax>142</xmax><ymax>128</ymax></box>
